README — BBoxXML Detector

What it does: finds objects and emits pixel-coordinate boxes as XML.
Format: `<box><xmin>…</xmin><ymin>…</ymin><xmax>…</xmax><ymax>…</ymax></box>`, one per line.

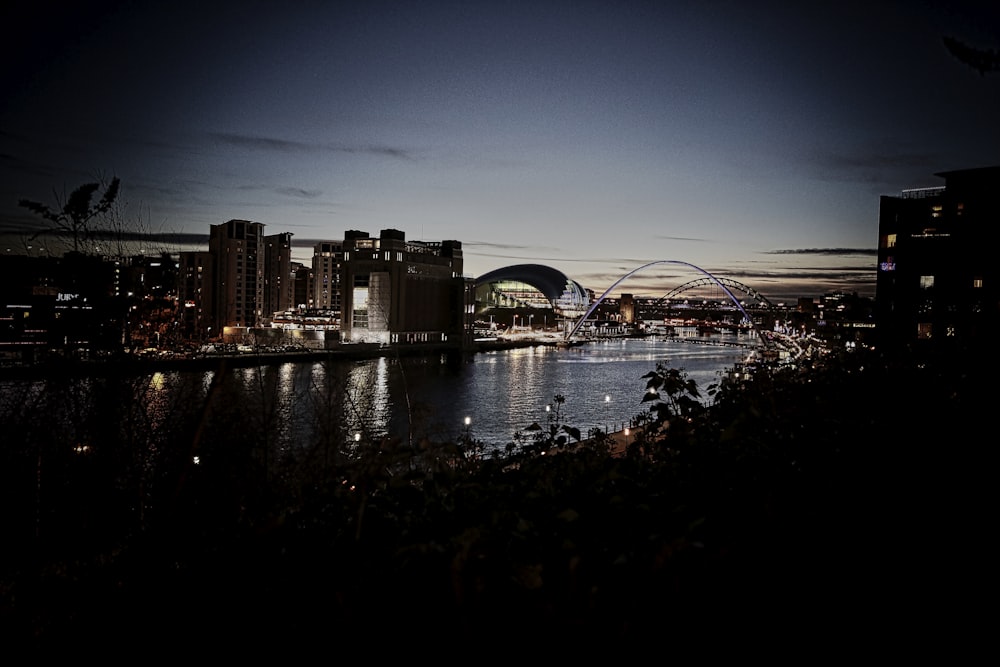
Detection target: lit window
<box><xmin>973</xmin><ymin>277</ymin><xmax>983</xmax><ymax>288</ymax></box>
<box><xmin>920</xmin><ymin>275</ymin><xmax>934</xmax><ymax>290</ymax></box>
<box><xmin>917</xmin><ymin>323</ymin><xmax>932</xmax><ymax>340</ymax></box>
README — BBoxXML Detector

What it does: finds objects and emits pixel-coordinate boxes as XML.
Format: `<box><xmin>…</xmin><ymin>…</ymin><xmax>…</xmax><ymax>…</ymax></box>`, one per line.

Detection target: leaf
<box><xmin>65</xmin><ymin>183</ymin><xmax>101</xmax><ymax>219</ymax></box>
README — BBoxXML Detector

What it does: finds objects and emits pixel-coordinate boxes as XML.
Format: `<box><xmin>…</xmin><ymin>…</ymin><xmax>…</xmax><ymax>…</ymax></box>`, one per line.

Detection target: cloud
<box><xmin>209</xmin><ymin>132</ymin><xmax>418</xmax><ymax>160</ymax></box>
<box><xmin>652</xmin><ymin>235</ymin><xmax>713</xmax><ymax>243</ymax></box>
<box><xmin>806</xmin><ymin>148</ymin><xmax>939</xmax><ymax>186</ymax></box>
<box><xmin>818</xmin><ymin>153</ymin><xmax>935</xmax><ymax>171</ymax></box>
<box><xmin>764</xmin><ymin>248</ymin><xmax>877</xmax><ymax>256</ymax></box>
<box><xmin>275</xmin><ymin>187</ymin><xmax>323</xmax><ymax>199</ymax></box>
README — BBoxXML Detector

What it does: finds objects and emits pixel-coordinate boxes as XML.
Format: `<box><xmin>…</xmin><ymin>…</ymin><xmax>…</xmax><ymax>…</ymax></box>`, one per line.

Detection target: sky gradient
<box><xmin>2</xmin><ymin>0</ymin><xmax>998</xmax><ymax>301</ymax></box>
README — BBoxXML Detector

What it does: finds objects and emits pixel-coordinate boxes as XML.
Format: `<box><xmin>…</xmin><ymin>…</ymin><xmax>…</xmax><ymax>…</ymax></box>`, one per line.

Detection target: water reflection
<box><xmin>0</xmin><ymin>339</ymin><xmax>746</xmax><ymax>457</ymax></box>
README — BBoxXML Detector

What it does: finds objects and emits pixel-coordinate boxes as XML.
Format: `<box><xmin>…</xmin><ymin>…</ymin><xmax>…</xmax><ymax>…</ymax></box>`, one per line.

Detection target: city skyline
<box><xmin>2</xmin><ymin>1</ymin><xmax>998</xmax><ymax>301</ymax></box>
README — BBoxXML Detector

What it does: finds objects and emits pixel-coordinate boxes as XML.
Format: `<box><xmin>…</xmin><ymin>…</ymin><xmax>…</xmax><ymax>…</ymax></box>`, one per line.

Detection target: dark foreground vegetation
<box><xmin>1</xmin><ymin>344</ymin><xmax>993</xmax><ymax>653</ymax></box>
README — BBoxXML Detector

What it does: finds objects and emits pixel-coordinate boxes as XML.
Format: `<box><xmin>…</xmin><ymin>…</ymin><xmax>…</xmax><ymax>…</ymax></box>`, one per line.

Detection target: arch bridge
<box><xmin>656</xmin><ymin>276</ymin><xmax>774</xmax><ymax>310</ymax></box>
<box><xmin>565</xmin><ymin>260</ymin><xmax>774</xmax><ymax>348</ymax></box>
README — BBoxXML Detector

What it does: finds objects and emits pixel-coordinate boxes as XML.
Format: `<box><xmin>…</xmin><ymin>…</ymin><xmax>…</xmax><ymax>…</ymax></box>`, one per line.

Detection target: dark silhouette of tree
<box><xmin>943</xmin><ymin>36</ymin><xmax>1000</xmax><ymax>76</ymax></box>
<box><xmin>19</xmin><ymin>177</ymin><xmax>121</xmax><ymax>254</ymax></box>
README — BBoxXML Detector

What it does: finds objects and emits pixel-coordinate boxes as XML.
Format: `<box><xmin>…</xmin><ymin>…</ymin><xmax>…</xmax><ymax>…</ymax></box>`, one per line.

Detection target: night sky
<box><xmin>2</xmin><ymin>0</ymin><xmax>998</xmax><ymax>301</ymax></box>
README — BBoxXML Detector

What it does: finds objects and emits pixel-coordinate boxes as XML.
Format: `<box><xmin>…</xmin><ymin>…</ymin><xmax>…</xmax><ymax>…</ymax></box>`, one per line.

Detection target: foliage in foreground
<box><xmin>1</xmin><ymin>346</ymin><xmax>992</xmax><ymax>647</ymax></box>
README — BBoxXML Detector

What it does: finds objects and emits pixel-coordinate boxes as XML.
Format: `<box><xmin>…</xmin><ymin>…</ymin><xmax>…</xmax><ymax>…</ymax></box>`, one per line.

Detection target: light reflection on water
<box><xmin>390</xmin><ymin>338</ymin><xmax>748</xmax><ymax>448</ymax></box>
<box><xmin>0</xmin><ymin>338</ymin><xmax>748</xmax><ymax>454</ymax></box>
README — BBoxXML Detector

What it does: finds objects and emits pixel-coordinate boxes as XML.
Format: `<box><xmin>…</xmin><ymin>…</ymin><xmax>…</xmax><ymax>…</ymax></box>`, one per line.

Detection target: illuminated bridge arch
<box><xmin>566</xmin><ymin>260</ymin><xmax>769</xmax><ymax>345</ymax></box>
<box><xmin>475</xmin><ymin>263</ymin><xmax>589</xmax><ymax>316</ymax></box>
<box><xmin>659</xmin><ymin>277</ymin><xmax>775</xmax><ymax>309</ymax></box>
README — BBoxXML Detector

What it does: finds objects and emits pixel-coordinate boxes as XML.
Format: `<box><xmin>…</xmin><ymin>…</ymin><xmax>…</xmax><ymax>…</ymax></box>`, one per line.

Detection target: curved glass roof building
<box><xmin>474</xmin><ymin>263</ymin><xmax>590</xmax><ymax>319</ymax></box>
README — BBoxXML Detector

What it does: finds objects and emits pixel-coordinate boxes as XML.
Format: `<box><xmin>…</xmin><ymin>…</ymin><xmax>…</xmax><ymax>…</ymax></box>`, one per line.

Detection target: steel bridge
<box><xmin>656</xmin><ymin>276</ymin><xmax>775</xmax><ymax>310</ymax></box>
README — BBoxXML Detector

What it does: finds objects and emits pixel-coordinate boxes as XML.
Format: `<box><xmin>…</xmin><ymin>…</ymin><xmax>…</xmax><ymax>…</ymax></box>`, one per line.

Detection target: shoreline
<box><xmin>0</xmin><ymin>337</ymin><xmax>563</xmax><ymax>379</ymax></box>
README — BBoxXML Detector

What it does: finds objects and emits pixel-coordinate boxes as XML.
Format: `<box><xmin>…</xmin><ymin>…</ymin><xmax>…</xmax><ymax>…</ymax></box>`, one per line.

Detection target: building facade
<box><xmin>875</xmin><ymin>165</ymin><xmax>1000</xmax><ymax>359</ymax></box>
<box><xmin>311</xmin><ymin>240</ymin><xmax>344</xmax><ymax>317</ymax></box>
<box><xmin>207</xmin><ymin>219</ymin><xmax>265</xmax><ymax>332</ymax></box>
<box><xmin>262</xmin><ymin>232</ymin><xmax>294</xmax><ymax>320</ymax></box>
<box><xmin>177</xmin><ymin>251</ymin><xmax>214</xmax><ymax>341</ymax></box>
<box><xmin>340</xmin><ymin>229</ymin><xmax>468</xmax><ymax>344</ymax></box>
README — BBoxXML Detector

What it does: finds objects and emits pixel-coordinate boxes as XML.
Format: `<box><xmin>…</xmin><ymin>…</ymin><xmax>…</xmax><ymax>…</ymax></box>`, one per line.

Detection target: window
<box><xmin>973</xmin><ymin>277</ymin><xmax>983</xmax><ymax>288</ymax></box>
<box><xmin>919</xmin><ymin>275</ymin><xmax>934</xmax><ymax>290</ymax></box>
<box><xmin>916</xmin><ymin>323</ymin><xmax>932</xmax><ymax>340</ymax></box>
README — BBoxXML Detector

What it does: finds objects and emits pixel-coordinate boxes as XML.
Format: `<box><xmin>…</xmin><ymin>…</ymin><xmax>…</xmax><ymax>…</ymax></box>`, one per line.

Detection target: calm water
<box><xmin>394</xmin><ymin>336</ymin><xmax>750</xmax><ymax>448</ymax></box>
<box><xmin>0</xmin><ymin>334</ymin><xmax>753</xmax><ymax>455</ymax></box>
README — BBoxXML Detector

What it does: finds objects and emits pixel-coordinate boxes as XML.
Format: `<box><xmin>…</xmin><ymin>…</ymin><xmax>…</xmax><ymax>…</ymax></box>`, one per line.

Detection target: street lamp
<box><xmin>464</xmin><ymin>416</ymin><xmax>471</xmax><ymax>440</ymax></box>
<box><xmin>529</xmin><ymin>314</ymin><xmax>534</xmax><ymax>332</ymax></box>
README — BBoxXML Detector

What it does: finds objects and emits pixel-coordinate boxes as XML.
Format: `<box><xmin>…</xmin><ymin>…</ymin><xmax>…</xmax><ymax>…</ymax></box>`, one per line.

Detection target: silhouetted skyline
<box><xmin>2</xmin><ymin>0</ymin><xmax>998</xmax><ymax>300</ymax></box>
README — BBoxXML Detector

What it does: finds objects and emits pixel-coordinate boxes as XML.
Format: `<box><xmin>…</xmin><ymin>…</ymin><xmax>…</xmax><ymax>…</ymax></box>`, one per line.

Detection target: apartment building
<box><xmin>875</xmin><ymin>165</ymin><xmax>1000</xmax><ymax>359</ymax></box>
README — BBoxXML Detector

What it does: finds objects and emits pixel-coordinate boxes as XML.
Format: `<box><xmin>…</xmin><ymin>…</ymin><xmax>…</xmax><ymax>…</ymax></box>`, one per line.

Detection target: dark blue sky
<box><xmin>2</xmin><ymin>0</ymin><xmax>998</xmax><ymax>300</ymax></box>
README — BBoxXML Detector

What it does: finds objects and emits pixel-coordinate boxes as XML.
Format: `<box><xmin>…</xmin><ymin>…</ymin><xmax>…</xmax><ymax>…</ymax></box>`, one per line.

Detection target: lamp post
<box><xmin>464</xmin><ymin>416</ymin><xmax>471</xmax><ymax>440</ymax></box>
<box><xmin>529</xmin><ymin>314</ymin><xmax>534</xmax><ymax>333</ymax></box>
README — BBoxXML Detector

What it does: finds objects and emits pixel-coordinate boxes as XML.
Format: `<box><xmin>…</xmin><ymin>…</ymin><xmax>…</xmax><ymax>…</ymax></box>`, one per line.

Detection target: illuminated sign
<box><xmin>879</xmin><ymin>256</ymin><xmax>896</xmax><ymax>272</ymax></box>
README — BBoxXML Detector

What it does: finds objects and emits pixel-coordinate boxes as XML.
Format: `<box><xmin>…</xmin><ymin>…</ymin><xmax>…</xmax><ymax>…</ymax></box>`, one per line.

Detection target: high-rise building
<box><xmin>208</xmin><ymin>219</ymin><xmax>265</xmax><ymax>331</ymax></box>
<box><xmin>340</xmin><ymin>229</ymin><xmax>468</xmax><ymax>344</ymax></box>
<box><xmin>311</xmin><ymin>241</ymin><xmax>344</xmax><ymax>316</ymax></box>
<box><xmin>875</xmin><ymin>165</ymin><xmax>1000</xmax><ymax>360</ymax></box>
<box><xmin>177</xmin><ymin>251</ymin><xmax>214</xmax><ymax>340</ymax></box>
<box><xmin>263</xmin><ymin>231</ymin><xmax>294</xmax><ymax>319</ymax></box>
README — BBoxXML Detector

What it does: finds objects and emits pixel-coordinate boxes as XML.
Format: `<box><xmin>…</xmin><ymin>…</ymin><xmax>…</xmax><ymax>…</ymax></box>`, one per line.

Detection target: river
<box><xmin>1</xmin><ymin>332</ymin><xmax>752</xmax><ymax>457</ymax></box>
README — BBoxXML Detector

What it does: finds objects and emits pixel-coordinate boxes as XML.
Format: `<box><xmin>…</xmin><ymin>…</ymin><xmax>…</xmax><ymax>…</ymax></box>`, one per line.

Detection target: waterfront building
<box><xmin>340</xmin><ymin>229</ymin><xmax>468</xmax><ymax>344</ymax></box>
<box><xmin>474</xmin><ymin>263</ymin><xmax>591</xmax><ymax>329</ymax></box>
<box><xmin>177</xmin><ymin>251</ymin><xmax>214</xmax><ymax>341</ymax></box>
<box><xmin>262</xmin><ymin>232</ymin><xmax>294</xmax><ymax>321</ymax></box>
<box><xmin>208</xmin><ymin>219</ymin><xmax>265</xmax><ymax>332</ymax></box>
<box><xmin>875</xmin><ymin>165</ymin><xmax>1000</xmax><ymax>359</ymax></box>
<box><xmin>311</xmin><ymin>241</ymin><xmax>344</xmax><ymax>318</ymax></box>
